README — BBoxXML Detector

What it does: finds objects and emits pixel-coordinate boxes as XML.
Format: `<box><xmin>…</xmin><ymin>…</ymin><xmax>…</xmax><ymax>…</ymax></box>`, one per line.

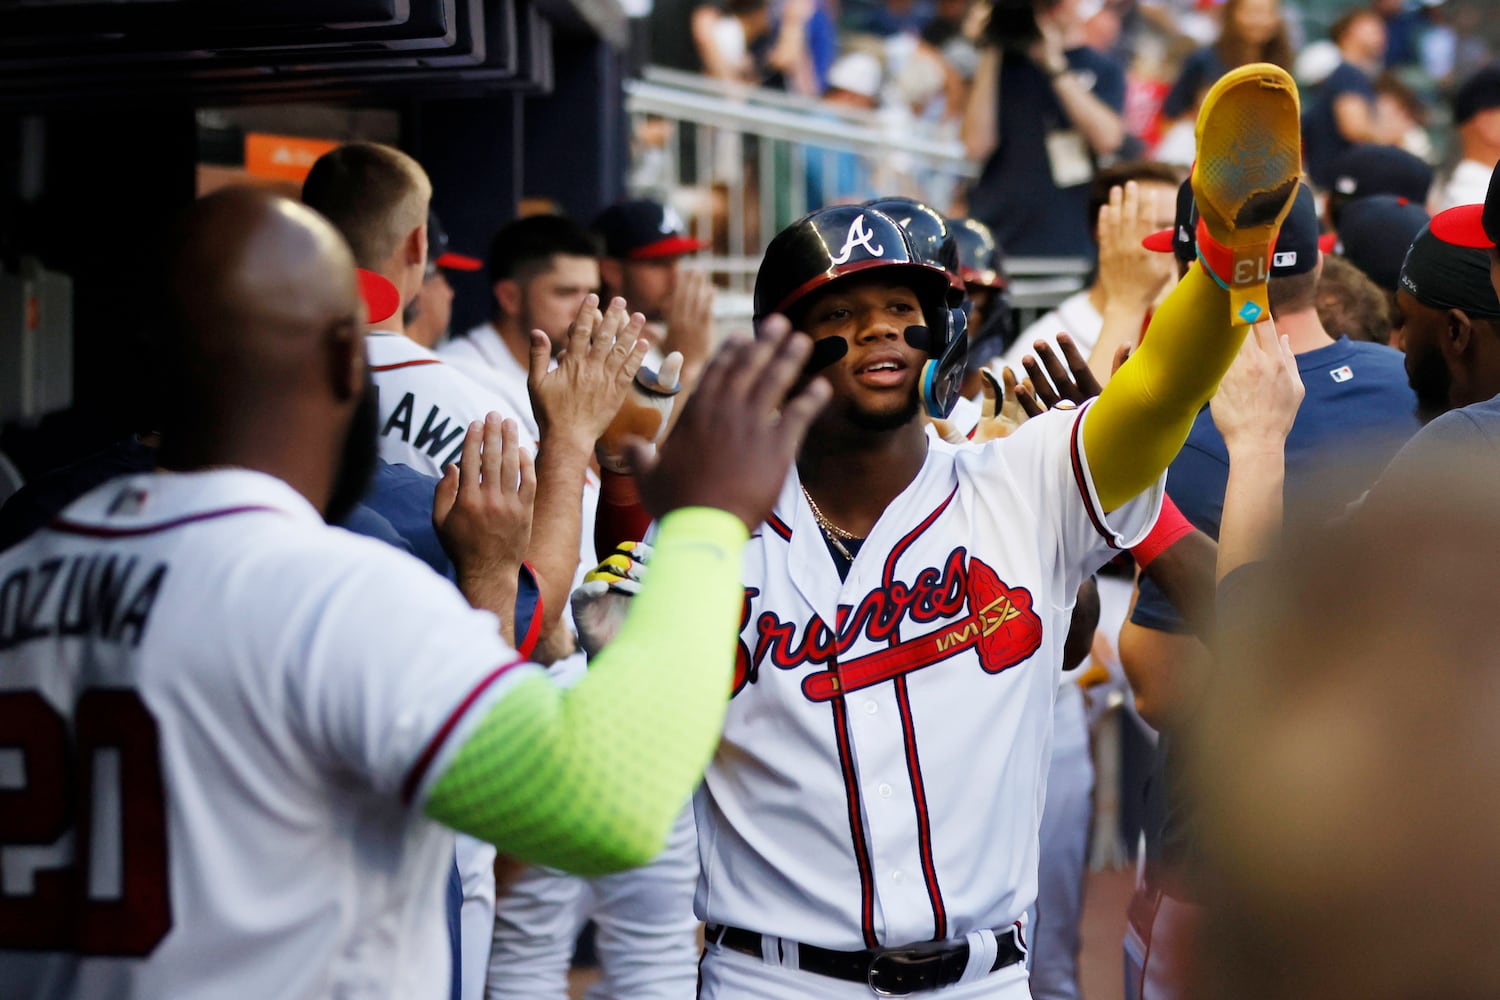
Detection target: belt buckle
<box><xmin>866</xmin><ymin>943</ymin><xmax>946</xmax><ymax>997</ymax></box>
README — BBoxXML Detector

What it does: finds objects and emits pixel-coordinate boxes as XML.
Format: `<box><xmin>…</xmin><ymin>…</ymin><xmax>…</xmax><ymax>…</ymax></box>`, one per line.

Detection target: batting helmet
<box><xmin>754</xmin><ymin>205</ymin><xmax>968</xmax><ymax>418</ymax></box>
<box><xmin>950</xmin><ymin>217</ymin><xmax>1007</xmax><ymax>291</ymax></box>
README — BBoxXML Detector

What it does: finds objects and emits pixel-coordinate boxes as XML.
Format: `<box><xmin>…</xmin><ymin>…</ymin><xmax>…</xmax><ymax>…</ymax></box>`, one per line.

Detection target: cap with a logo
<box><xmin>1399</xmin><ymin>221</ymin><xmax>1500</xmax><ymax>319</ymax></box>
<box><xmin>428</xmin><ymin>210</ymin><xmax>482</xmax><ymax>273</ymax></box>
<box><xmin>592</xmin><ymin>199</ymin><xmax>708</xmax><ymax>261</ymax></box>
<box><xmin>1430</xmin><ymin>163</ymin><xmax>1500</xmax><ymax>250</ymax></box>
<box><xmin>1145</xmin><ymin>180</ymin><xmax>1318</xmax><ymax>277</ymax></box>
<box><xmin>1332</xmin><ymin>195</ymin><xmax>1430</xmax><ymax>292</ymax></box>
<box><xmin>1452</xmin><ymin>64</ymin><xmax>1500</xmax><ymax>127</ymax></box>
<box><xmin>1325</xmin><ymin>144</ymin><xmax>1434</xmax><ymax>226</ymax></box>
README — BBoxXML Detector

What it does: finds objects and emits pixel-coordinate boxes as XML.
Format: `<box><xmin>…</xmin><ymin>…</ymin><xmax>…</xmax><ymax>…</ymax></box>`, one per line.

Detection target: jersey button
<box><xmin>864</xmin><ymin>700</ymin><xmax>878</xmax><ymax>715</ymax></box>
<box><xmin>878</xmin><ymin>783</ymin><xmax>893</xmax><ymax>798</ymax></box>
<box><xmin>892</xmin><ymin>870</ymin><xmax>904</xmax><ymax>883</ymax></box>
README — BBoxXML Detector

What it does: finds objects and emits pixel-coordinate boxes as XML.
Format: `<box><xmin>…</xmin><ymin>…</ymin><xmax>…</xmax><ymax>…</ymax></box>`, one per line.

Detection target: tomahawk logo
<box><xmin>830</xmin><ymin>213</ymin><xmax>885</xmax><ymax>265</ymax></box>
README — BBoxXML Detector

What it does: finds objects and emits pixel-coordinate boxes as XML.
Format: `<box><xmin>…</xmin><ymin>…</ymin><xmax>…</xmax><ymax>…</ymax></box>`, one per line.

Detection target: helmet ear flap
<box><xmin>921</xmin><ymin>331</ymin><xmax>970</xmax><ymax>419</ymax></box>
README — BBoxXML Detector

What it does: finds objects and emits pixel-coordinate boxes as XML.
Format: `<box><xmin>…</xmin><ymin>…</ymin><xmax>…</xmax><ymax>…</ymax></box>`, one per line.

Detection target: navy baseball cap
<box><xmin>428</xmin><ymin>210</ymin><xmax>482</xmax><ymax>273</ymax></box>
<box><xmin>1326</xmin><ymin>144</ymin><xmax>1434</xmax><ymax>225</ymax></box>
<box><xmin>1332</xmin><ymin>195</ymin><xmax>1430</xmax><ymax>292</ymax></box>
<box><xmin>592</xmin><ymin>199</ymin><xmax>707</xmax><ymax>260</ymax></box>
<box><xmin>1430</xmin><ymin>164</ymin><xmax>1500</xmax><ymax>250</ymax></box>
<box><xmin>1146</xmin><ymin>181</ymin><xmax>1318</xmax><ymax>277</ymax></box>
<box><xmin>1399</xmin><ymin>223</ymin><xmax>1500</xmax><ymax>319</ymax></box>
<box><xmin>1452</xmin><ymin>64</ymin><xmax>1500</xmax><ymax>127</ymax></box>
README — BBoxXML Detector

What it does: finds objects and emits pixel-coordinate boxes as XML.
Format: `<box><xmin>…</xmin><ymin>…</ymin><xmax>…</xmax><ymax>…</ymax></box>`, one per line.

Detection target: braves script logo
<box><xmin>829</xmin><ymin>213</ymin><xmax>885</xmax><ymax>266</ymax></box>
<box><xmin>732</xmin><ymin>547</ymin><xmax>1043</xmax><ymax>698</ymax></box>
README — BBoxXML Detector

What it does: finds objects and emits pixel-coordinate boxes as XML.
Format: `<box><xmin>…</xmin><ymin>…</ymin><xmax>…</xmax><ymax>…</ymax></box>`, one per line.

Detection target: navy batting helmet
<box><xmin>754</xmin><ymin>205</ymin><xmax>968</xmax><ymax>418</ymax></box>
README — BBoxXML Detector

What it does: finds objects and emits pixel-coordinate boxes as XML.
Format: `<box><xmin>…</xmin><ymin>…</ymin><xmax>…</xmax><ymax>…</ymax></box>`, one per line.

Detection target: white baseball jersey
<box><xmin>694</xmin><ymin>401</ymin><xmax>1162</xmax><ymax>950</ymax></box>
<box><xmin>438</xmin><ymin>324</ymin><xmax>540</xmax><ymax>441</ymax></box>
<box><xmin>369</xmin><ymin>332</ymin><xmax>526</xmax><ymax>475</ymax></box>
<box><xmin>0</xmin><ymin>469</ymin><xmax>540</xmax><ymax>1000</ymax></box>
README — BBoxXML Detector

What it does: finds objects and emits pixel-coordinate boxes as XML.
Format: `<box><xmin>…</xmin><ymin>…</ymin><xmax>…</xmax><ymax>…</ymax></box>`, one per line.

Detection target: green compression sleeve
<box><xmin>423</xmin><ymin>506</ymin><xmax>747</xmax><ymax>876</ymax></box>
<box><xmin>1083</xmin><ymin>266</ymin><xmax>1248</xmax><ymax>512</ymax></box>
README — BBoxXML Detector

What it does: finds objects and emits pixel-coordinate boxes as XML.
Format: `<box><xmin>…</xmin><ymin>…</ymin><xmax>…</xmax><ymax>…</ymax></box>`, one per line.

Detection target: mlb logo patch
<box><xmin>1273</xmin><ymin>251</ymin><xmax>1297</xmax><ymax>268</ymax></box>
<box><xmin>1329</xmin><ymin>365</ymin><xmax>1353</xmax><ymax>383</ymax></box>
<box><xmin>106</xmin><ymin>486</ymin><xmax>150</xmax><ymax>516</ymax></box>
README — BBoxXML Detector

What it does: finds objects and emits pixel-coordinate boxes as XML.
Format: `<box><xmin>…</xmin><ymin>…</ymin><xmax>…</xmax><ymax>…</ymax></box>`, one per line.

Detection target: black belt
<box><xmin>706</xmin><ymin>922</ymin><xmax>1027</xmax><ymax>996</ymax></box>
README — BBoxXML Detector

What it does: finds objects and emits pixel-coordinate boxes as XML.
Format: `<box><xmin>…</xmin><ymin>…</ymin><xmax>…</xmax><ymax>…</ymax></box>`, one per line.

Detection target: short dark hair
<box><xmin>301</xmin><ymin>142</ymin><xmax>430</xmax><ymax>269</ymax></box>
<box><xmin>487</xmin><ymin>214</ymin><xmax>601</xmax><ymax>286</ymax></box>
<box><xmin>1315</xmin><ymin>255</ymin><xmax>1392</xmax><ymax>344</ymax></box>
<box><xmin>1269</xmin><ymin>268</ymin><xmax>1319</xmax><ymax>317</ymax></box>
<box><xmin>1329</xmin><ymin>8</ymin><xmax>1379</xmax><ymax>45</ymax></box>
<box><xmin>1088</xmin><ymin>161</ymin><xmax>1187</xmax><ymax>246</ymax></box>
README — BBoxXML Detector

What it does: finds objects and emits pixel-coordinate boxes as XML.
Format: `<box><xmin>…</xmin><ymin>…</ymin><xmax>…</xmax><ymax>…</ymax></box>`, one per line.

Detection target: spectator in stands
<box><xmin>1316</xmin><ymin>254</ymin><xmax>1394</xmax><ymax>345</ymax></box>
<box><xmin>1430</xmin><ymin>64</ymin><xmax>1500</xmax><ymax>214</ymax></box>
<box><xmin>404</xmin><ymin>211</ymin><xmax>482</xmax><ymax>350</ymax></box>
<box><xmin>1372</xmin><ymin>71</ymin><xmax>1434</xmax><ymax>162</ymax></box>
<box><xmin>962</xmin><ymin>0</ymin><xmax>1129</xmax><ymax>257</ymax></box>
<box><xmin>438</xmin><ymin>215</ymin><xmax>601</xmax><ymax>436</ymax></box>
<box><xmin>998</xmin><ymin>161</ymin><xmax>1180</xmax><ymax>372</ymax></box>
<box><xmin>699</xmin><ymin>0</ymin><xmax>822</xmax><ymax>94</ymax></box>
<box><xmin>1302</xmin><ymin>8</ymin><xmax>1393</xmax><ymax>190</ymax></box>
<box><xmin>1160</xmin><ymin>0</ymin><xmax>1292</xmax><ymax>123</ymax></box>
<box><xmin>1323</xmin><ymin>142</ymin><xmax>1433</xmax><ymax>231</ymax></box>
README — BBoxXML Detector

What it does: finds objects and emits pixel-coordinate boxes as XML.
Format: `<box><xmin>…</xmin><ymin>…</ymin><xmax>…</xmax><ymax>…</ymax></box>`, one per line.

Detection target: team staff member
<box><xmin>693</xmin><ymin>64</ymin><xmax>1302</xmax><ymax>998</ymax></box>
<box><xmin>405</xmin><ymin>210</ymin><xmax>484</xmax><ymax>350</ymax></box>
<box><xmin>0</xmin><ymin>187</ymin><xmax>829</xmax><ymax>1000</ymax></box>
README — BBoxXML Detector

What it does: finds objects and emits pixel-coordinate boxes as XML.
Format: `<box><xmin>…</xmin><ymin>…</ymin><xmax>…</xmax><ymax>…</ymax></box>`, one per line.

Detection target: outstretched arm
<box><xmin>1082</xmin><ymin>264</ymin><xmax>1248</xmax><ymax>511</ymax></box>
<box><xmin>423</xmin><ymin>321</ymin><xmax>831</xmax><ymax>876</ymax></box>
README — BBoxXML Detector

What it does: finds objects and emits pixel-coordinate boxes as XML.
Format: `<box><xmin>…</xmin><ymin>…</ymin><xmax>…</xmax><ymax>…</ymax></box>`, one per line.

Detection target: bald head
<box><xmin>166</xmin><ymin>187</ymin><xmax>362</xmax><ymax>390</ymax></box>
<box><xmin>1191</xmin><ymin>466</ymin><xmax>1500</xmax><ymax>1000</ymax></box>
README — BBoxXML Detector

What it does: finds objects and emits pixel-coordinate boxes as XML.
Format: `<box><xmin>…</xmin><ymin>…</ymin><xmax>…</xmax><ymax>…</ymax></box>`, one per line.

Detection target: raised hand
<box><xmin>1098</xmin><ymin>181</ymin><xmax>1176</xmax><ymax>317</ymax></box>
<box><xmin>1210</xmin><ymin>318</ymin><xmax>1304</xmax><ymax>453</ymax></box>
<box><xmin>528</xmin><ymin>294</ymin><xmax>650</xmax><ymax>452</ymax></box>
<box><xmin>1015</xmin><ymin>333</ymin><xmax>1104</xmax><ymax>417</ymax></box>
<box><xmin>662</xmin><ymin>267</ymin><xmax>716</xmax><ymax>387</ymax></box>
<box><xmin>626</xmin><ymin>314</ymin><xmax>831</xmax><ymax>531</ymax></box>
<box><xmin>433</xmin><ymin>414</ymin><xmax>536</xmax><ymax>642</ymax></box>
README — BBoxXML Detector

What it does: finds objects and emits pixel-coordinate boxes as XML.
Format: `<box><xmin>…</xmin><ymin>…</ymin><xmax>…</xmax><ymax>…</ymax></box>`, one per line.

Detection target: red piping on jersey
<box><xmin>894</xmin><ymin>674</ymin><xmax>947</xmax><ymax>940</ymax></box>
<box><xmin>370</xmin><ymin>359</ymin><xmax>444</xmax><ymax>372</ymax></box>
<box><xmin>766</xmin><ymin>513</ymin><xmax>792</xmax><ymax>542</ymax></box>
<box><xmin>829</xmin><ymin>693</ymin><xmax>881</xmax><ymax>949</ymax></box>
<box><xmin>880</xmin><ymin>489</ymin><xmax>956</xmax><ymax>941</ymax></box>
<box><xmin>1069</xmin><ymin>402</ymin><xmax>1119</xmax><ymax>549</ymax></box>
<box><xmin>881</xmin><ymin>487</ymin><xmax>957</xmax><ymax>590</ymax></box>
<box><xmin>516</xmin><ymin>563</ymin><xmax>544</xmax><ymax>659</ymax></box>
<box><xmin>49</xmin><ymin>505</ymin><xmax>283</xmax><ymax>538</ymax></box>
<box><xmin>401</xmin><ymin>656</ymin><xmax>527</xmax><ymax>805</ymax></box>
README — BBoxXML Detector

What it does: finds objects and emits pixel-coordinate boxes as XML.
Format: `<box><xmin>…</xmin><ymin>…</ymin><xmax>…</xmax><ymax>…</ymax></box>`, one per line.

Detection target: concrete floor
<box><xmin>567</xmin><ymin>866</ymin><xmax>1137</xmax><ymax>999</ymax></box>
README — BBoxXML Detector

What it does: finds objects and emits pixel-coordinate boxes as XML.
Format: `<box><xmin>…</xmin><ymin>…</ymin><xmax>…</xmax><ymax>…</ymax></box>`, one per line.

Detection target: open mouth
<box><xmin>854</xmin><ymin>355</ymin><xmax>909</xmax><ymax>387</ymax></box>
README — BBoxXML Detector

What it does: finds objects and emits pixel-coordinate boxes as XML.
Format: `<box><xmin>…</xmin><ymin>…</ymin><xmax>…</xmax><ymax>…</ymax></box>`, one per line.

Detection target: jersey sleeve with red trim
<box><xmin>961</xmin><ymin>401</ymin><xmax>1164</xmax><ymax>599</ymax></box>
<box><xmin>282</xmin><ymin>534</ymin><xmax>542</xmax><ymax>803</ymax></box>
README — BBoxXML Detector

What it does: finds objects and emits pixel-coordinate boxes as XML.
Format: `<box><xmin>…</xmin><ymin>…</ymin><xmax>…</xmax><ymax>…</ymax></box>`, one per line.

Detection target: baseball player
<box><xmin>0</xmin><ymin>187</ymin><xmax>828</xmax><ymax>999</ymax></box>
<box><xmin>693</xmin><ymin>64</ymin><xmax>1302</xmax><ymax>998</ymax></box>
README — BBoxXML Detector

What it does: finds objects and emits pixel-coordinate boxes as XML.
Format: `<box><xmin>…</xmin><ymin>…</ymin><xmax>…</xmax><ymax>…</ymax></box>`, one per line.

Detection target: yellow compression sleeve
<box><xmin>424</xmin><ymin>507</ymin><xmax>746</xmax><ymax>876</ymax></box>
<box><xmin>1083</xmin><ymin>266</ymin><xmax>1248</xmax><ymax>512</ymax></box>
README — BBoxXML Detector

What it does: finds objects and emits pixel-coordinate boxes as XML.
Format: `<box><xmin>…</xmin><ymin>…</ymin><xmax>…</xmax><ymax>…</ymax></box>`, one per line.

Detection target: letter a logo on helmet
<box><xmin>829</xmin><ymin>214</ymin><xmax>885</xmax><ymax>265</ymax></box>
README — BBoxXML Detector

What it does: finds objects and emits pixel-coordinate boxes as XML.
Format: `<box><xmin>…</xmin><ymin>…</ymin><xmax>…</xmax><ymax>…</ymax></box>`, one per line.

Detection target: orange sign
<box><xmin>244</xmin><ymin>133</ymin><xmax>339</xmax><ymax>183</ymax></box>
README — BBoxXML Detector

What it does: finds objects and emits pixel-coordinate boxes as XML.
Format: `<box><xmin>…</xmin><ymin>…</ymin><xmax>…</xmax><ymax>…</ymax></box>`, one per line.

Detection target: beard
<box><xmin>326</xmin><ymin>379</ymin><xmax>380</xmax><ymax>525</ymax></box>
<box><xmin>1408</xmin><ymin>348</ymin><xmax>1452</xmax><ymax>424</ymax></box>
<box><xmin>847</xmin><ymin>382</ymin><xmax>923</xmax><ymax>432</ymax></box>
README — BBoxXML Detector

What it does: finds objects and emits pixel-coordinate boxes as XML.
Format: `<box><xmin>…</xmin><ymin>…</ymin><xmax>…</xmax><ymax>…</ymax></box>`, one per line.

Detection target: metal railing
<box><xmin>624</xmin><ymin>65</ymin><xmax>1089</xmax><ymax>331</ymax></box>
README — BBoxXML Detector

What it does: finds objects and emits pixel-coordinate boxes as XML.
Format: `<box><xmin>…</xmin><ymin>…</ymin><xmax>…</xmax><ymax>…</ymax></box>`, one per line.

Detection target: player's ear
<box><xmin>405</xmin><ymin>222</ymin><xmax>427</xmax><ymax>269</ymax></box>
<box><xmin>327</xmin><ymin>316</ymin><xmax>365</xmax><ymax>403</ymax></box>
<box><xmin>495</xmin><ymin>278</ymin><xmax>522</xmax><ymax>319</ymax></box>
<box><xmin>1447</xmin><ymin>308</ymin><xmax>1474</xmax><ymax>356</ymax></box>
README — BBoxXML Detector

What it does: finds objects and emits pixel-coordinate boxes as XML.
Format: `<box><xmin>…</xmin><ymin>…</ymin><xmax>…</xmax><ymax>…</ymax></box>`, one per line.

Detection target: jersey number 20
<box><xmin>0</xmin><ymin>689</ymin><xmax>172</xmax><ymax>956</ymax></box>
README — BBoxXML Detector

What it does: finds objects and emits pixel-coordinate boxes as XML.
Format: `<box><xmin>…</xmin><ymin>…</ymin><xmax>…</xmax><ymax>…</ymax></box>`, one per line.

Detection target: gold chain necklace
<box><xmin>801</xmin><ymin>485</ymin><xmax>864</xmax><ymax>562</ymax></box>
